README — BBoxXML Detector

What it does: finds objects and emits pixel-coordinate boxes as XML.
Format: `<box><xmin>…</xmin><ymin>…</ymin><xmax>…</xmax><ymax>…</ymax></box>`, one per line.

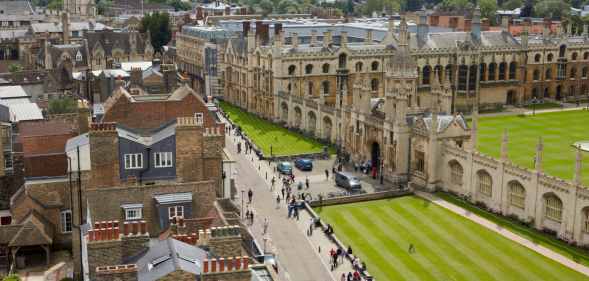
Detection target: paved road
<box><xmin>225</xmin><ymin>129</ymin><xmax>336</xmax><ymax>281</ymax></box>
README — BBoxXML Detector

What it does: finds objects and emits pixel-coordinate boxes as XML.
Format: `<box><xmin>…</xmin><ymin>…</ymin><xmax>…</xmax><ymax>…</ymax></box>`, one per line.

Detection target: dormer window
<box><xmin>195</xmin><ymin>113</ymin><xmax>203</xmax><ymax>125</ymax></box>
<box><xmin>124</xmin><ymin>153</ymin><xmax>143</xmax><ymax>169</ymax></box>
<box><xmin>154</xmin><ymin>152</ymin><xmax>173</xmax><ymax>168</ymax></box>
<box><xmin>122</xmin><ymin>204</ymin><xmax>143</xmax><ymax>220</ymax></box>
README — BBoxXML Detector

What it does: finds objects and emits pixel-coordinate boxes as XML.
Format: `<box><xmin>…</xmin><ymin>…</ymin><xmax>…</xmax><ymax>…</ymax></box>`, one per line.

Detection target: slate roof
<box><xmin>86</xmin><ymin>30</ymin><xmax>148</xmax><ymax>55</ymax></box>
<box><xmin>153</xmin><ymin>192</ymin><xmax>193</xmax><ymax>204</ymax></box>
<box><xmin>411</xmin><ymin>31</ymin><xmax>520</xmax><ymax>49</ymax></box>
<box><xmin>30</xmin><ymin>21</ymin><xmax>110</xmax><ymax>33</ymax></box>
<box><xmin>6</xmin><ymin>103</ymin><xmax>43</xmax><ymax>122</ymax></box>
<box><xmin>0</xmin><ymin>1</ymin><xmax>35</xmax><ymax>16</ymax></box>
<box><xmin>132</xmin><ymin>238</ymin><xmax>207</xmax><ymax>281</ymax></box>
<box><xmin>8</xmin><ymin>210</ymin><xmax>54</xmax><ymax>247</ymax></box>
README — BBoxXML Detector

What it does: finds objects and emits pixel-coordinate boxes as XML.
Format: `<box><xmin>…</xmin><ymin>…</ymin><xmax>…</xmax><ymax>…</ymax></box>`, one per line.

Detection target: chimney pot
<box><xmin>211</xmin><ymin>258</ymin><xmax>217</xmax><ymax>272</ymax></box>
<box><xmin>227</xmin><ymin>257</ymin><xmax>234</xmax><ymax>271</ymax></box>
<box><xmin>219</xmin><ymin>258</ymin><xmax>225</xmax><ymax>272</ymax></box>
<box><xmin>140</xmin><ymin>220</ymin><xmax>147</xmax><ymax>234</ymax></box>
<box><xmin>242</xmin><ymin>256</ymin><xmax>249</xmax><ymax>269</ymax></box>
<box><xmin>131</xmin><ymin>221</ymin><xmax>138</xmax><ymax>235</ymax></box>
<box><xmin>203</xmin><ymin>259</ymin><xmax>209</xmax><ymax>273</ymax></box>
<box><xmin>235</xmin><ymin>256</ymin><xmax>241</xmax><ymax>270</ymax></box>
<box><xmin>123</xmin><ymin>222</ymin><xmax>130</xmax><ymax>235</ymax></box>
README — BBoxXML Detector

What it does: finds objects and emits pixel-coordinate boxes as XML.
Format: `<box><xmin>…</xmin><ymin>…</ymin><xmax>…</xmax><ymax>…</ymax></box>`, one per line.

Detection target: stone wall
<box><xmin>208</xmin><ymin>225</ymin><xmax>242</xmax><ymax>257</ymax></box>
<box><xmin>95</xmin><ymin>264</ymin><xmax>138</xmax><ymax>281</ymax></box>
<box><xmin>308</xmin><ymin>190</ymin><xmax>412</xmax><ymax>207</ymax></box>
<box><xmin>439</xmin><ymin>143</ymin><xmax>589</xmax><ymax>245</ymax></box>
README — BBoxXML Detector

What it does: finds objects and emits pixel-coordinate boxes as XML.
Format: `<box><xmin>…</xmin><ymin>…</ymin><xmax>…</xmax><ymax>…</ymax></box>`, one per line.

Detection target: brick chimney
<box><xmin>162</xmin><ymin>64</ymin><xmax>177</xmax><ymax>93</ymax></box>
<box><xmin>89</xmin><ymin>123</ymin><xmax>120</xmax><ymax>188</ymax></box>
<box><xmin>202</xmin><ymin>256</ymin><xmax>251</xmax><ymax>281</ymax></box>
<box><xmin>208</xmin><ymin>225</ymin><xmax>242</xmax><ymax>257</ymax></box>
<box><xmin>175</xmin><ymin>117</ymin><xmax>204</xmax><ymax>182</ymax></box>
<box><xmin>87</xmin><ymin>221</ymin><xmax>149</xmax><ymax>281</ymax></box>
<box><xmin>129</xmin><ymin>67</ymin><xmax>143</xmax><ymax>89</ymax></box>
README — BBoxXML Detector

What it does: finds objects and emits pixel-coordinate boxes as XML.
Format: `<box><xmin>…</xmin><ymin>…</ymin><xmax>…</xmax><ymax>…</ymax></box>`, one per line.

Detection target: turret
<box><xmin>417</xmin><ymin>9</ymin><xmax>429</xmax><ymax>47</ymax></box>
<box><xmin>471</xmin><ymin>6</ymin><xmax>481</xmax><ymax>42</ymax></box>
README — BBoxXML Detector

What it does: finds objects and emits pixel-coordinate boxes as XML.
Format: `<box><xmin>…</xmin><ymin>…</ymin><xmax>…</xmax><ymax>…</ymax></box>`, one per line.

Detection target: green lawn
<box><xmin>219</xmin><ymin>100</ymin><xmax>333</xmax><ymax>156</ymax></box>
<box><xmin>477</xmin><ymin>110</ymin><xmax>589</xmax><ymax>185</ymax></box>
<box><xmin>316</xmin><ymin>197</ymin><xmax>589</xmax><ymax>281</ymax></box>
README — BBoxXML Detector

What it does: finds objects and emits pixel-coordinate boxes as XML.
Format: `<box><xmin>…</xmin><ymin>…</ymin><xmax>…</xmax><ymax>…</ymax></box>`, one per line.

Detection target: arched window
<box><xmin>583</xmin><ymin>67</ymin><xmax>588</xmax><ymax>78</ymax></box>
<box><xmin>547</xmin><ymin>53</ymin><xmax>553</xmax><ymax>62</ymax></box>
<box><xmin>498</xmin><ymin>62</ymin><xmax>507</xmax><ymax>80</ymax></box>
<box><xmin>322</xmin><ymin>63</ymin><xmax>330</xmax><ymax>73</ymax></box>
<box><xmin>338</xmin><ymin>53</ymin><xmax>347</xmax><ymax>69</ymax></box>
<box><xmin>445</xmin><ymin>65</ymin><xmax>453</xmax><ymax>81</ymax></box>
<box><xmin>533</xmin><ymin>69</ymin><xmax>540</xmax><ymax>81</ymax></box>
<box><xmin>509</xmin><ymin>181</ymin><xmax>525</xmax><ymax>209</ymax></box>
<box><xmin>534</xmin><ymin>54</ymin><xmax>541</xmax><ymax>62</ymax></box>
<box><xmin>572</xmin><ymin>52</ymin><xmax>578</xmax><ymax>61</ymax></box>
<box><xmin>422</xmin><ymin>65</ymin><xmax>431</xmax><ymax>85</ymax></box>
<box><xmin>371</xmin><ymin>79</ymin><xmax>379</xmax><ymax>91</ymax></box>
<box><xmin>570</xmin><ymin>67</ymin><xmax>577</xmax><ymax>79</ymax></box>
<box><xmin>545</xmin><ymin>69</ymin><xmax>552</xmax><ymax>80</ymax></box>
<box><xmin>544</xmin><ymin>194</ymin><xmax>563</xmax><ymax>222</ymax></box>
<box><xmin>559</xmin><ymin>45</ymin><xmax>567</xmax><ymax>58</ymax></box>
<box><xmin>477</xmin><ymin>170</ymin><xmax>492</xmax><ymax>197</ymax></box>
<box><xmin>488</xmin><ymin>63</ymin><xmax>496</xmax><ymax>81</ymax></box>
<box><xmin>479</xmin><ymin>63</ymin><xmax>486</xmax><ymax>81</ymax></box>
<box><xmin>584</xmin><ymin>52</ymin><xmax>589</xmax><ymax>60</ymax></box>
<box><xmin>322</xmin><ymin>80</ymin><xmax>330</xmax><ymax>96</ymax></box>
<box><xmin>509</xmin><ymin>62</ymin><xmax>517</xmax><ymax>80</ymax></box>
<box><xmin>288</xmin><ymin>65</ymin><xmax>296</xmax><ymax>75</ymax></box>
<box><xmin>458</xmin><ymin>65</ymin><xmax>468</xmax><ymax>90</ymax></box>
<box><xmin>355</xmin><ymin>62</ymin><xmax>363</xmax><ymax>72</ymax></box>
<box><xmin>307</xmin><ymin>81</ymin><xmax>314</xmax><ymax>96</ymax></box>
<box><xmin>583</xmin><ymin>208</ymin><xmax>589</xmax><ymax>233</ymax></box>
<box><xmin>449</xmin><ymin>161</ymin><xmax>463</xmax><ymax>186</ymax></box>
<box><xmin>305</xmin><ymin>64</ymin><xmax>313</xmax><ymax>74</ymax></box>
<box><xmin>371</xmin><ymin>61</ymin><xmax>379</xmax><ymax>71</ymax></box>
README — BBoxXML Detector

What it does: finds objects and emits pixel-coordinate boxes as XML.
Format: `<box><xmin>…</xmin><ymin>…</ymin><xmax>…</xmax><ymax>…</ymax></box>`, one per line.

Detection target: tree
<box><xmin>8</xmin><ymin>64</ymin><xmax>22</xmax><ymax>73</ymax></box>
<box><xmin>140</xmin><ymin>12</ymin><xmax>172</xmax><ymax>53</ymax></box>
<box><xmin>259</xmin><ymin>0</ymin><xmax>274</xmax><ymax>15</ymax></box>
<box><xmin>502</xmin><ymin>0</ymin><xmax>523</xmax><ymax>10</ymax></box>
<box><xmin>167</xmin><ymin>0</ymin><xmax>191</xmax><ymax>11</ymax></box>
<box><xmin>534</xmin><ymin>0</ymin><xmax>570</xmax><ymax>19</ymax></box>
<box><xmin>47</xmin><ymin>0</ymin><xmax>62</xmax><ymax>10</ymax></box>
<box><xmin>439</xmin><ymin>0</ymin><xmax>471</xmax><ymax>11</ymax></box>
<box><xmin>48</xmin><ymin>97</ymin><xmax>78</xmax><ymax>114</ymax></box>
<box><xmin>96</xmin><ymin>0</ymin><xmax>113</xmax><ymax>15</ymax></box>
<box><xmin>480</xmin><ymin>0</ymin><xmax>498</xmax><ymax>22</ymax></box>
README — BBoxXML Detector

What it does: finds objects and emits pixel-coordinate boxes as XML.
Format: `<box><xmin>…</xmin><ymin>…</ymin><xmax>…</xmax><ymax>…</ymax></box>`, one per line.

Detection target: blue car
<box><xmin>277</xmin><ymin>162</ymin><xmax>292</xmax><ymax>175</ymax></box>
<box><xmin>294</xmin><ymin>158</ymin><xmax>313</xmax><ymax>171</ymax></box>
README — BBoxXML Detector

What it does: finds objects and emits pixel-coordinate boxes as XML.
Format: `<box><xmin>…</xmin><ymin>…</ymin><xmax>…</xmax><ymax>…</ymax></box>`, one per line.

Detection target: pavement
<box><xmin>225</xmin><ymin>120</ymin><xmax>361</xmax><ymax>281</ymax></box>
<box><xmin>417</xmin><ymin>191</ymin><xmax>589</xmax><ymax>277</ymax></box>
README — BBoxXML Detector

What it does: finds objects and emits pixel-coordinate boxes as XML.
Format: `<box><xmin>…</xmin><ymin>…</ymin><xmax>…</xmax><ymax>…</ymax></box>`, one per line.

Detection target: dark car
<box><xmin>335</xmin><ymin>171</ymin><xmax>362</xmax><ymax>190</ymax></box>
<box><xmin>277</xmin><ymin>162</ymin><xmax>292</xmax><ymax>175</ymax></box>
<box><xmin>294</xmin><ymin>158</ymin><xmax>313</xmax><ymax>171</ymax></box>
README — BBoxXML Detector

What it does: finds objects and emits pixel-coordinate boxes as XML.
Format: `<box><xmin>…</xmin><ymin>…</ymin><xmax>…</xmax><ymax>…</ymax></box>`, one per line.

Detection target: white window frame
<box><xmin>124</xmin><ymin>153</ymin><xmax>143</xmax><ymax>169</ymax></box>
<box><xmin>168</xmin><ymin>205</ymin><xmax>184</xmax><ymax>220</ymax></box>
<box><xmin>125</xmin><ymin>208</ymin><xmax>143</xmax><ymax>220</ymax></box>
<box><xmin>61</xmin><ymin>210</ymin><xmax>72</xmax><ymax>233</ymax></box>
<box><xmin>154</xmin><ymin>152</ymin><xmax>173</xmax><ymax>168</ymax></box>
<box><xmin>195</xmin><ymin>113</ymin><xmax>204</xmax><ymax>125</ymax></box>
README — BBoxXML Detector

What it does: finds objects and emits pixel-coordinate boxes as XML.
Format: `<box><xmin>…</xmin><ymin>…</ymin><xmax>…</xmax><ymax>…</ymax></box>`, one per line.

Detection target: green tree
<box><xmin>439</xmin><ymin>0</ymin><xmax>471</xmax><ymax>11</ymax></box>
<box><xmin>96</xmin><ymin>0</ymin><xmax>113</xmax><ymax>15</ymax></box>
<box><xmin>534</xmin><ymin>0</ymin><xmax>570</xmax><ymax>19</ymax></box>
<box><xmin>259</xmin><ymin>0</ymin><xmax>274</xmax><ymax>15</ymax></box>
<box><xmin>167</xmin><ymin>0</ymin><xmax>191</xmax><ymax>11</ymax></box>
<box><xmin>140</xmin><ymin>12</ymin><xmax>172</xmax><ymax>53</ymax></box>
<box><xmin>48</xmin><ymin>97</ymin><xmax>77</xmax><ymax>114</ymax></box>
<box><xmin>8</xmin><ymin>64</ymin><xmax>22</xmax><ymax>73</ymax></box>
<box><xmin>47</xmin><ymin>0</ymin><xmax>62</xmax><ymax>10</ymax></box>
<box><xmin>480</xmin><ymin>0</ymin><xmax>498</xmax><ymax>22</ymax></box>
<box><xmin>501</xmin><ymin>0</ymin><xmax>523</xmax><ymax>10</ymax></box>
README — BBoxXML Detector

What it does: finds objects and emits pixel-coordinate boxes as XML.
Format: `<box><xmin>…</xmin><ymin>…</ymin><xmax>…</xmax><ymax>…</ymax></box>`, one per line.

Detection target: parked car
<box><xmin>277</xmin><ymin>162</ymin><xmax>292</xmax><ymax>175</ymax></box>
<box><xmin>294</xmin><ymin>158</ymin><xmax>313</xmax><ymax>171</ymax></box>
<box><xmin>335</xmin><ymin>171</ymin><xmax>362</xmax><ymax>190</ymax></box>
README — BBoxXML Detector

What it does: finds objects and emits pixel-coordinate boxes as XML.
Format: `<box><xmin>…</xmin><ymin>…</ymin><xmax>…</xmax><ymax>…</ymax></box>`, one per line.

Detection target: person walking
<box><xmin>305</xmin><ymin>177</ymin><xmax>309</xmax><ymax>189</ymax></box>
<box><xmin>281</xmin><ymin>187</ymin><xmax>285</xmax><ymax>198</ymax></box>
<box><xmin>262</xmin><ymin>218</ymin><xmax>269</xmax><ymax>235</ymax></box>
<box><xmin>408</xmin><ymin>243</ymin><xmax>415</xmax><ymax>253</ymax></box>
<box><xmin>325</xmin><ymin>169</ymin><xmax>329</xmax><ymax>180</ymax></box>
<box><xmin>247</xmin><ymin>189</ymin><xmax>253</xmax><ymax>204</ymax></box>
<box><xmin>250</xmin><ymin>210</ymin><xmax>255</xmax><ymax>225</ymax></box>
<box><xmin>271</xmin><ymin>177</ymin><xmax>276</xmax><ymax>189</ymax></box>
<box><xmin>341</xmin><ymin>273</ymin><xmax>346</xmax><ymax>281</ymax></box>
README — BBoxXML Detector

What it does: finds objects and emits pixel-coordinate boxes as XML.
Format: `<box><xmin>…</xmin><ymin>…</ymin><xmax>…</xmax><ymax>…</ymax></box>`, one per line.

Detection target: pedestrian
<box><xmin>263</xmin><ymin>218</ymin><xmax>269</xmax><ymax>235</ymax></box>
<box><xmin>408</xmin><ymin>243</ymin><xmax>415</xmax><ymax>253</ymax></box>
<box><xmin>271</xmin><ymin>177</ymin><xmax>276</xmax><ymax>189</ymax></box>
<box><xmin>325</xmin><ymin>169</ymin><xmax>329</xmax><ymax>180</ymax></box>
<box><xmin>336</xmin><ymin>248</ymin><xmax>342</xmax><ymax>264</ymax></box>
<box><xmin>347</xmin><ymin>245</ymin><xmax>353</xmax><ymax>255</ymax></box>
<box><xmin>281</xmin><ymin>187</ymin><xmax>285</xmax><ymax>198</ymax></box>
<box><xmin>275</xmin><ymin>193</ymin><xmax>281</xmax><ymax>209</ymax></box>
<box><xmin>332</xmin><ymin>167</ymin><xmax>336</xmax><ymax>177</ymax></box>
<box><xmin>250</xmin><ymin>210</ymin><xmax>255</xmax><ymax>224</ymax></box>
<box><xmin>295</xmin><ymin>207</ymin><xmax>300</xmax><ymax>220</ymax></box>
<box><xmin>309</xmin><ymin>217</ymin><xmax>314</xmax><ymax>236</ymax></box>
<box><xmin>341</xmin><ymin>273</ymin><xmax>346</xmax><ymax>281</ymax></box>
<box><xmin>248</xmin><ymin>189</ymin><xmax>253</xmax><ymax>204</ymax></box>
<box><xmin>245</xmin><ymin>210</ymin><xmax>250</xmax><ymax>222</ymax></box>
<box><xmin>305</xmin><ymin>177</ymin><xmax>309</xmax><ymax>189</ymax></box>
<box><xmin>347</xmin><ymin>272</ymin><xmax>353</xmax><ymax>281</ymax></box>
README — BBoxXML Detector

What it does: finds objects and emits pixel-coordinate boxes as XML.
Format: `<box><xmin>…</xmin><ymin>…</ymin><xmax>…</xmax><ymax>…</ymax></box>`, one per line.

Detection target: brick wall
<box><xmin>158</xmin><ymin>269</ymin><xmax>195</xmax><ymax>281</ymax></box>
<box><xmin>87</xmin><ymin>240</ymin><xmax>123</xmax><ymax>280</ymax></box>
<box><xmin>21</xmin><ymin>134</ymin><xmax>74</xmax><ymax>156</ymax></box>
<box><xmin>95</xmin><ymin>264</ymin><xmax>138</xmax><ymax>281</ymax></box>
<box><xmin>208</xmin><ymin>225</ymin><xmax>242</xmax><ymax>257</ymax></box>
<box><xmin>24</xmin><ymin>153</ymin><xmax>67</xmax><ymax>177</ymax></box>
<box><xmin>175</xmin><ymin>118</ymin><xmax>204</xmax><ymax>183</ymax></box>
<box><xmin>89</xmin><ymin>123</ymin><xmax>120</xmax><ymax>188</ymax></box>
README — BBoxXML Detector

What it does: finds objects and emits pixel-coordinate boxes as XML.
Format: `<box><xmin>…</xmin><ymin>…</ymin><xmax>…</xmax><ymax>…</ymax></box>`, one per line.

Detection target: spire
<box><xmin>535</xmin><ymin>137</ymin><xmax>543</xmax><ymax>172</ymax></box>
<box><xmin>500</xmin><ymin>129</ymin><xmax>509</xmax><ymax>161</ymax></box>
<box><xmin>574</xmin><ymin>146</ymin><xmax>583</xmax><ymax>185</ymax></box>
<box><xmin>399</xmin><ymin>17</ymin><xmax>408</xmax><ymax>48</ymax></box>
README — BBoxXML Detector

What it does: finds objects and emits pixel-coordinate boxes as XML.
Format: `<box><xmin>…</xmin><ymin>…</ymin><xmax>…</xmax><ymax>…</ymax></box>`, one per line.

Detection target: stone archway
<box><xmin>294</xmin><ymin>107</ymin><xmax>302</xmax><ymax>129</ymax></box>
<box><xmin>506</xmin><ymin>90</ymin><xmax>516</xmax><ymax>105</ymax></box>
<box><xmin>323</xmin><ymin>116</ymin><xmax>332</xmax><ymax>141</ymax></box>
<box><xmin>281</xmin><ymin>102</ymin><xmax>288</xmax><ymax>122</ymax></box>
<box><xmin>370</xmin><ymin>141</ymin><xmax>381</xmax><ymax>177</ymax></box>
<box><xmin>307</xmin><ymin>111</ymin><xmax>317</xmax><ymax>135</ymax></box>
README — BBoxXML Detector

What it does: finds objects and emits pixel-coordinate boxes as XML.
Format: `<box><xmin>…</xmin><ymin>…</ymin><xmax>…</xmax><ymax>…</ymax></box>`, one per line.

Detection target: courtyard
<box><xmin>477</xmin><ymin>110</ymin><xmax>589</xmax><ymax>184</ymax></box>
<box><xmin>219</xmin><ymin>100</ymin><xmax>332</xmax><ymax>156</ymax></box>
<box><xmin>316</xmin><ymin>196</ymin><xmax>589</xmax><ymax>281</ymax></box>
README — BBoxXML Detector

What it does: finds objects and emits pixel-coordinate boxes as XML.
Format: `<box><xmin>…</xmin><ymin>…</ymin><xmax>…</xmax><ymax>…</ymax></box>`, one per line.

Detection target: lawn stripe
<box><xmin>327</xmin><ymin>210</ymin><xmax>408</xmax><ymax>281</ymax></box>
<box><xmin>359</xmin><ymin>205</ymin><xmax>475</xmax><ymax>281</ymax></box>
<box><xmin>379</xmin><ymin>203</ymin><xmax>499</xmax><ymax>281</ymax></box>
<box><xmin>398</xmin><ymin>198</ymin><xmax>567</xmax><ymax>281</ymax></box>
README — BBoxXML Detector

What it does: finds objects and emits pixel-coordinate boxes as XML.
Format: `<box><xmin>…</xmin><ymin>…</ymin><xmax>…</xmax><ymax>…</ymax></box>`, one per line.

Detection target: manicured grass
<box><xmin>219</xmin><ymin>100</ymin><xmax>334</xmax><ymax>156</ymax></box>
<box><xmin>477</xmin><ymin>110</ymin><xmax>589</xmax><ymax>185</ymax></box>
<box><xmin>437</xmin><ymin>192</ymin><xmax>589</xmax><ymax>267</ymax></box>
<box><xmin>316</xmin><ymin>197</ymin><xmax>589</xmax><ymax>281</ymax></box>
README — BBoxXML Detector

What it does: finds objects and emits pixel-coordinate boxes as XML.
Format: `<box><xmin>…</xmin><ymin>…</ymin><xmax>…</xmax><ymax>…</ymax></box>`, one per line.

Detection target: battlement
<box><xmin>90</xmin><ymin>122</ymin><xmax>117</xmax><ymax>132</ymax></box>
<box><xmin>88</xmin><ymin>220</ymin><xmax>148</xmax><ymax>242</ymax></box>
<box><xmin>96</xmin><ymin>264</ymin><xmax>138</xmax><ymax>274</ymax></box>
<box><xmin>203</xmin><ymin>256</ymin><xmax>249</xmax><ymax>273</ymax></box>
